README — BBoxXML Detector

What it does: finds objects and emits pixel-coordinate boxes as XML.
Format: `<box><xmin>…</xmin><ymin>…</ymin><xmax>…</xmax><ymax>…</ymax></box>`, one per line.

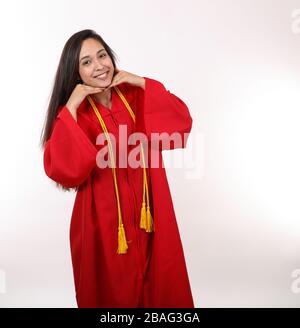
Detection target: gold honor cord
<box><xmin>87</xmin><ymin>86</ymin><xmax>154</xmax><ymax>255</ymax></box>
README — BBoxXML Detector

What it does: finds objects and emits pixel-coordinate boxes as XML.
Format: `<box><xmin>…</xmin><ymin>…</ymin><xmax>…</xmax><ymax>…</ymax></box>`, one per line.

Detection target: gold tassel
<box><xmin>87</xmin><ymin>89</ymin><xmax>156</xmax><ymax>255</ymax></box>
<box><xmin>146</xmin><ymin>205</ymin><xmax>154</xmax><ymax>232</ymax></box>
<box><xmin>139</xmin><ymin>144</ymin><xmax>154</xmax><ymax>233</ymax></box>
<box><xmin>117</xmin><ymin>223</ymin><xmax>128</xmax><ymax>254</ymax></box>
<box><xmin>140</xmin><ymin>201</ymin><xmax>147</xmax><ymax>229</ymax></box>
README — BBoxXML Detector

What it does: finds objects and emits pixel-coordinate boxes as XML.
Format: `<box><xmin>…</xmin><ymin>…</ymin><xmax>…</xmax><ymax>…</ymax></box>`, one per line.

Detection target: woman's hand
<box><xmin>106</xmin><ymin>68</ymin><xmax>145</xmax><ymax>90</ymax></box>
<box><xmin>66</xmin><ymin>84</ymin><xmax>106</xmax><ymax>120</ymax></box>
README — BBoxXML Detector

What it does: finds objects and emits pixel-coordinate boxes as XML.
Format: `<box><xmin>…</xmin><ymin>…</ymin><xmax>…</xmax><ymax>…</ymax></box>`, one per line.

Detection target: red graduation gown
<box><xmin>43</xmin><ymin>77</ymin><xmax>194</xmax><ymax>308</ymax></box>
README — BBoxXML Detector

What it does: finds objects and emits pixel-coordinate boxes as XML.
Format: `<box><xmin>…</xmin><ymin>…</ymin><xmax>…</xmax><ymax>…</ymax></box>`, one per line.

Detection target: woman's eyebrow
<box><xmin>80</xmin><ymin>48</ymin><xmax>105</xmax><ymax>61</ymax></box>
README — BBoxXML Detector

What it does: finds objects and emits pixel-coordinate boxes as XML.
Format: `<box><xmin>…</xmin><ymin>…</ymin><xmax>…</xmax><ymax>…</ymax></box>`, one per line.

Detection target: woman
<box><xmin>41</xmin><ymin>29</ymin><xmax>194</xmax><ymax>308</ymax></box>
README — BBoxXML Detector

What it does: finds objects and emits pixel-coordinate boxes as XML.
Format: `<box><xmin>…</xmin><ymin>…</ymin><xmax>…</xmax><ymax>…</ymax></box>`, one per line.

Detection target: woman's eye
<box><xmin>82</xmin><ymin>54</ymin><xmax>105</xmax><ymax>65</ymax></box>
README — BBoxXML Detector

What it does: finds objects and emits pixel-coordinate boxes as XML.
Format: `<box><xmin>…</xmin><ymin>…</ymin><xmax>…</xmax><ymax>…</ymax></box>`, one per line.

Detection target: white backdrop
<box><xmin>0</xmin><ymin>0</ymin><xmax>300</xmax><ymax>307</ymax></box>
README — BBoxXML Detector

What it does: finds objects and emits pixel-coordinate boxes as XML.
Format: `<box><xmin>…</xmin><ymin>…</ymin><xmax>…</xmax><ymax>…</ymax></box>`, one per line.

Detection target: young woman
<box><xmin>41</xmin><ymin>29</ymin><xmax>194</xmax><ymax>308</ymax></box>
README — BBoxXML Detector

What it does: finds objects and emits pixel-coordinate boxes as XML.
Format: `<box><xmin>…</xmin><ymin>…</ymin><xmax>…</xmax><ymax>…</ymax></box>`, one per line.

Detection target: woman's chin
<box><xmin>96</xmin><ymin>80</ymin><xmax>111</xmax><ymax>88</ymax></box>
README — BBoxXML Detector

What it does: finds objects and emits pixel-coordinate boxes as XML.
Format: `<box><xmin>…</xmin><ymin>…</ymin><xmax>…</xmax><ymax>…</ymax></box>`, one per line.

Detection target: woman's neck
<box><xmin>92</xmin><ymin>88</ymin><xmax>112</xmax><ymax>109</ymax></box>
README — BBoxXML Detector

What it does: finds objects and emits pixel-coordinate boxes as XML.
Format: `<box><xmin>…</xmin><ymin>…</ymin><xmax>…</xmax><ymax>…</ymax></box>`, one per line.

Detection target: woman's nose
<box><xmin>94</xmin><ymin>58</ymin><xmax>104</xmax><ymax>70</ymax></box>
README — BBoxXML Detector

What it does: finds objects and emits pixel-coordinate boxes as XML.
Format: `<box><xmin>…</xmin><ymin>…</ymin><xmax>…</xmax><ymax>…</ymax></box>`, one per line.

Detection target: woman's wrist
<box><xmin>137</xmin><ymin>77</ymin><xmax>145</xmax><ymax>90</ymax></box>
<box><xmin>66</xmin><ymin>102</ymin><xmax>77</xmax><ymax>121</ymax></box>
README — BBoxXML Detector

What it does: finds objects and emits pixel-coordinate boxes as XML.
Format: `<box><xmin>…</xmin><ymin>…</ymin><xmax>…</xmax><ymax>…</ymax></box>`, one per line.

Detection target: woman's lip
<box><xmin>94</xmin><ymin>71</ymin><xmax>109</xmax><ymax>78</ymax></box>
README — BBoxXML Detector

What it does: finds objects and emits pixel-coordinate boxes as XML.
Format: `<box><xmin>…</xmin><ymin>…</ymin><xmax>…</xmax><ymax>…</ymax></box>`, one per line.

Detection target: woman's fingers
<box><xmin>109</xmin><ymin>75</ymin><xmax>124</xmax><ymax>88</ymax></box>
<box><xmin>82</xmin><ymin>85</ymin><xmax>106</xmax><ymax>94</ymax></box>
<box><xmin>90</xmin><ymin>88</ymin><xmax>105</xmax><ymax>93</ymax></box>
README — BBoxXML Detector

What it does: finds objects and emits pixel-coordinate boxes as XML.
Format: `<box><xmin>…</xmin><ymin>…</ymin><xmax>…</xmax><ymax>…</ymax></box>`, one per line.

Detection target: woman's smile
<box><xmin>94</xmin><ymin>71</ymin><xmax>109</xmax><ymax>80</ymax></box>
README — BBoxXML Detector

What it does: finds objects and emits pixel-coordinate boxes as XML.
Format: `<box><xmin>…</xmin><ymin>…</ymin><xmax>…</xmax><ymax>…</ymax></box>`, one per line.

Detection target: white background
<box><xmin>0</xmin><ymin>0</ymin><xmax>300</xmax><ymax>307</ymax></box>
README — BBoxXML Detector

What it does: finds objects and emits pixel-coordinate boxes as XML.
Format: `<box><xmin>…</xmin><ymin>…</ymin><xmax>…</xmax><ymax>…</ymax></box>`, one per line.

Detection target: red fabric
<box><xmin>44</xmin><ymin>77</ymin><xmax>194</xmax><ymax>308</ymax></box>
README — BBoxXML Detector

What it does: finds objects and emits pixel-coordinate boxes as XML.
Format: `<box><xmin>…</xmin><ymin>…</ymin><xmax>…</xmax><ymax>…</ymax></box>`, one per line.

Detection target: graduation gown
<box><xmin>43</xmin><ymin>77</ymin><xmax>194</xmax><ymax>308</ymax></box>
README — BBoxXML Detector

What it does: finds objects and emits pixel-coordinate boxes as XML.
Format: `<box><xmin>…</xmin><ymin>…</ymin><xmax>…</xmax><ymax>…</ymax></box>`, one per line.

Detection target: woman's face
<box><xmin>78</xmin><ymin>38</ymin><xmax>114</xmax><ymax>88</ymax></box>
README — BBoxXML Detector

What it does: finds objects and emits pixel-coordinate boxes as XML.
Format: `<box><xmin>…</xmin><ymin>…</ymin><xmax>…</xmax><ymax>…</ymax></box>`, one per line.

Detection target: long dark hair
<box><xmin>40</xmin><ymin>29</ymin><xmax>118</xmax><ymax>191</ymax></box>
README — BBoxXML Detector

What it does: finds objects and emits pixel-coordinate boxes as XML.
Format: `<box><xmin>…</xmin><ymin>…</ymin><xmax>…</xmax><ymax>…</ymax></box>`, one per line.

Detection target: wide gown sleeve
<box><xmin>43</xmin><ymin>105</ymin><xmax>98</xmax><ymax>188</ymax></box>
<box><xmin>135</xmin><ymin>77</ymin><xmax>193</xmax><ymax>151</ymax></box>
